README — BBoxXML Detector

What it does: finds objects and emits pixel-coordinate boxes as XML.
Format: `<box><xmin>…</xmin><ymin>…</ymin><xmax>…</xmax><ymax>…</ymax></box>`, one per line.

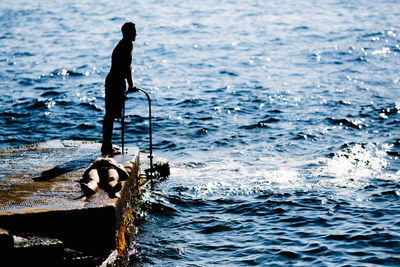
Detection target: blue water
<box><xmin>1</xmin><ymin>0</ymin><xmax>400</xmax><ymax>265</ymax></box>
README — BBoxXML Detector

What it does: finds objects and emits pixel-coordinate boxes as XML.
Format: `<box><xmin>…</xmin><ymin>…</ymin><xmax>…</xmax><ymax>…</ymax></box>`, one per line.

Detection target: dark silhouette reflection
<box><xmin>33</xmin><ymin>153</ymin><xmax>97</xmax><ymax>181</ymax></box>
<box><xmin>102</xmin><ymin>22</ymin><xmax>138</xmax><ymax>156</ymax></box>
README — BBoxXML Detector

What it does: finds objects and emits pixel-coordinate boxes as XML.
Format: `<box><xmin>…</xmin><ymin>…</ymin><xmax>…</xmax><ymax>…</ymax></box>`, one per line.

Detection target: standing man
<box><xmin>102</xmin><ymin>22</ymin><xmax>138</xmax><ymax>155</ymax></box>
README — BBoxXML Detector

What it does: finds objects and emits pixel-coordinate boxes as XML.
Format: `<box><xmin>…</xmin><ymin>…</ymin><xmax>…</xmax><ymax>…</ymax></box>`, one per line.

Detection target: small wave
<box><xmin>57</xmin><ymin>100</ymin><xmax>74</xmax><ymax>107</ymax></box>
<box><xmin>76</xmin><ymin>123</ymin><xmax>95</xmax><ymax>130</ymax></box>
<box><xmin>167</xmin><ymin>195</ymin><xmax>208</xmax><ymax>209</ymax></box>
<box><xmin>225</xmin><ymin>202</ymin><xmax>287</xmax><ymax>216</ymax></box>
<box><xmin>278</xmin><ymin>216</ymin><xmax>330</xmax><ymax>228</ymax></box>
<box><xmin>292</xmin><ymin>26</ymin><xmax>309</xmax><ymax>31</ymax></box>
<box><xmin>360</xmin><ymin>256</ymin><xmax>400</xmax><ymax>265</ymax></box>
<box><xmin>292</xmin><ymin>131</ymin><xmax>317</xmax><ymax>141</ymax></box>
<box><xmin>239</xmin><ymin>118</ymin><xmax>278</xmax><ymax>130</ymax></box>
<box><xmin>327</xmin><ymin>117</ymin><xmax>365</xmax><ymax>129</ymax></box>
<box><xmin>199</xmin><ymin>223</ymin><xmax>239</xmax><ymax>234</ymax></box>
<box><xmin>144</xmin><ymin>201</ymin><xmax>178</xmax><ymax>216</ymax></box>
<box><xmin>49</xmin><ymin>68</ymin><xmax>86</xmax><ymax>77</ymax></box>
<box><xmin>379</xmin><ymin>103</ymin><xmax>399</xmax><ymax>118</ymax></box>
<box><xmin>267</xmin><ymin>109</ymin><xmax>282</xmax><ymax>114</ymax></box>
<box><xmin>34</xmin><ymin>86</ymin><xmax>58</xmax><ymax>91</ymax></box>
<box><xmin>13</xmin><ymin>51</ymin><xmax>35</xmax><ymax>57</ymax></box>
<box><xmin>177</xmin><ymin>98</ymin><xmax>203</xmax><ymax>107</ymax></box>
<box><xmin>337</xmin><ymin>100</ymin><xmax>352</xmax><ymax>105</ymax></box>
<box><xmin>362</xmin><ymin>32</ymin><xmax>384</xmax><ymax>39</ymax></box>
<box><xmin>393</xmin><ymin>139</ymin><xmax>400</xmax><ymax>147</ymax></box>
<box><xmin>195</xmin><ymin>127</ymin><xmax>209</xmax><ymax>136</ymax></box>
<box><xmin>25</xmin><ymin>98</ymin><xmax>55</xmax><ymax>110</ymax></box>
<box><xmin>277</xmin><ymin>250</ymin><xmax>300</xmax><ymax>259</ymax></box>
<box><xmin>219</xmin><ymin>70</ymin><xmax>238</xmax><ymax>76</ymax></box>
<box><xmin>372</xmin><ymin>190</ymin><xmax>400</xmax><ymax>198</ymax></box>
<box><xmin>18</xmin><ymin>78</ymin><xmax>34</xmax><ymax>86</ymax></box>
<box><xmin>301</xmin><ymin>244</ymin><xmax>328</xmax><ymax>256</ymax></box>
<box><xmin>126</xmin><ymin>114</ymin><xmax>148</xmax><ymax>123</ymax></box>
<box><xmin>153</xmin><ymin>140</ymin><xmax>177</xmax><ymax>150</ymax></box>
<box><xmin>181</xmin><ymin>162</ymin><xmax>206</xmax><ymax>168</ymax></box>
<box><xmin>125</xmin><ymin>125</ymin><xmax>150</xmax><ymax>135</ymax></box>
<box><xmin>199</xmin><ymin>116</ymin><xmax>213</xmax><ymax>121</ymax></box>
<box><xmin>78</xmin><ymin>102</ymin><xmax>102</xmax><ymax>111</ymax></box>
<box><xmin>325</xmin><ymin>234</ymin><xmax>348</xmax><ymax>241</ymax></box>
<box><xmin>41</xmin><ymin>91</ymin><xmax>62</xmax><ymax>97</ymax></box>
<box><xmin>0</xmin><ymin>111</ymin><xmax>30</xmax><ymax>118</ymax></box>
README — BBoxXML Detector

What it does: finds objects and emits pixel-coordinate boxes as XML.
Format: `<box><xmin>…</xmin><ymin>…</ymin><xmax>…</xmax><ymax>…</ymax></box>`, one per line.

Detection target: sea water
<box><xmin>1</xmin><ymin>0</ymin><xmax>400</xmax><ymax>265</ymax></box>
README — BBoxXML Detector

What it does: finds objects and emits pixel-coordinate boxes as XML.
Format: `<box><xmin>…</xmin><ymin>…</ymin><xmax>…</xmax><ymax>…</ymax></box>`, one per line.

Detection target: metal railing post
<box><xmin>122</xmin><ymin>88</ymin><xmax>154</xmax><ymax>187</ymax></box>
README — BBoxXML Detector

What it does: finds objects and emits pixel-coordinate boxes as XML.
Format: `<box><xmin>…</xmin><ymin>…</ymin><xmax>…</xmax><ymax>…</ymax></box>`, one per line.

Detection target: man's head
<box><xmin>121</xmin><ymin>22</ymin><xmax>136</xmax><ymax>41</ymax></box>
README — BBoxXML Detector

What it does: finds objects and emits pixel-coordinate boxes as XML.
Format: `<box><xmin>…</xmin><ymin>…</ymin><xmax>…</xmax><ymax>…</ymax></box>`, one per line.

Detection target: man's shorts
<box><xmin>105</xmin><ymin>76</ymin><xmax>126</xmax><ymax>118</ymax></box>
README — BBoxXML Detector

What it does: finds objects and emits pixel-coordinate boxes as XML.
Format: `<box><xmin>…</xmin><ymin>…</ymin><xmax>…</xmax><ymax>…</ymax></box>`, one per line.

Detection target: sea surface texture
<box><xmin>1</xmin><ymin>0</ymin><xmax>400</xmax><ymax>265</ymax></box>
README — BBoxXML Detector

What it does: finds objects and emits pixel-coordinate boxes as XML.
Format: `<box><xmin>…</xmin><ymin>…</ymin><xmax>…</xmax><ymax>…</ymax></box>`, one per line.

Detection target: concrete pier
<box><xmin>0</xmin><ymin>140</ymin><xmax>166</xmax><ymax>266</ymax></box>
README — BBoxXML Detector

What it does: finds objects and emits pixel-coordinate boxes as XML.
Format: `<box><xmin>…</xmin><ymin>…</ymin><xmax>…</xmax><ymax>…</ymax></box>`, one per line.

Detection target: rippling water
<box><xmin>1</xmin><ymin>0</ymin><xmax>400</xmax><ymax>265</ymax></box>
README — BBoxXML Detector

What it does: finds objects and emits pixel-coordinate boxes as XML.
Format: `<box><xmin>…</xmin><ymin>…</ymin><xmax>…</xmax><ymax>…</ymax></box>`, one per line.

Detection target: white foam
<box><xmin>169</xmin><ymin>155</ymin><xmax>306</xmax><ymax>198</ymax></box>
<box><xmin>314</xmin><ymin>143</ymin><xmax>399</xmax><ymax>197</ymax></box>
<box><xmin>167</xmin><ymin>143</ymin><xmax>399</xmax><ymax>202</ymax></box>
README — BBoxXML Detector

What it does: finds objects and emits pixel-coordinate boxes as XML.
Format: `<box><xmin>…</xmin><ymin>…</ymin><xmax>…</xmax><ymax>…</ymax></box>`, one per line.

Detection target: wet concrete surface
<box><xmin>0</xmin><ymin>140</ymin><xmax>142</xmax><ymax>266</ymax></box>
<box><xmin>0</xmin><ymin>140</ymin><xmax>138</xmax><ymax>213</ymax></box>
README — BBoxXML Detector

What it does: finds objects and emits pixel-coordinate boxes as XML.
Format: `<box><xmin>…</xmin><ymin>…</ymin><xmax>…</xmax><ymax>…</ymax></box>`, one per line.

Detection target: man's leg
<box><xmin>102</xmin><ymin>112</ymin><xmax>115</xmax><ymax>154</ymax></box>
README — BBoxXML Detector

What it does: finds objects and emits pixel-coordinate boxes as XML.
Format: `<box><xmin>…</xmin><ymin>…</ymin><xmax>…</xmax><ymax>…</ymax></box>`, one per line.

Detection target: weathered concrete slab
<box><xmin>0</xmin><ymin>140</ymin><xmax>138</xmax><ymax>213</ymax></box>
<box><xmin>0</xmin><ymin>140</ymin><xmax>142</xmax><ymax>265</ymax></box>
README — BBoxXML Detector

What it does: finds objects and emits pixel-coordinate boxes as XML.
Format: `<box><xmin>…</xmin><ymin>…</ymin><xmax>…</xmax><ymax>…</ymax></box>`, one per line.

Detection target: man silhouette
<box><xmin>102</xmin><ymin>22</ymin><xmax>138</xmax><ymax>155</ymax></box>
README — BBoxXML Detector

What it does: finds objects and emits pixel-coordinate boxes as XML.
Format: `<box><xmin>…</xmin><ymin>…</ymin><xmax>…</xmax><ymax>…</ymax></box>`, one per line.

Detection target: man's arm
<box><xmin>123</xmin><ymin>41</ymin><xmax>137</xmax><ymax>92</ymax></box>
<box><xmin>127</xmin><ymin>65</ymin><xmax>134</xmax><ymax>88</ymax></box>
<box><xmin>127</xmin><ymin>65</ymin><xmax>138</xmax><ymax>92</ymax></box>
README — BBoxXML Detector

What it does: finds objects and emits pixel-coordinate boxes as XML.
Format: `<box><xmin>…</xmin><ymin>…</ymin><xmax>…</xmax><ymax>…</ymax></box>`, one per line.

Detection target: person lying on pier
<box><xmin>80</xmin><ymin>157</ymin><xmax>128</xmax><ymax>197</ymax></box>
